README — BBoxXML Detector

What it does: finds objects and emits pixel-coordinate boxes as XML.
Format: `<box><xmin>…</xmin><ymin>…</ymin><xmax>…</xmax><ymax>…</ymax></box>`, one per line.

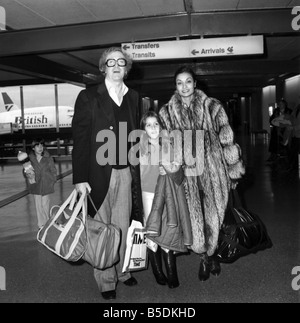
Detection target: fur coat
<box><xmin>159</xmin><ymin>89</ymin><xmax>245</xmax><ymax>256</ymax></box>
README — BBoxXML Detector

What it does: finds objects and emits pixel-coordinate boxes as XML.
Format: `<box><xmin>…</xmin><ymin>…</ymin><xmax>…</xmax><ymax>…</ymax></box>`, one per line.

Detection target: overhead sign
<box><xmin>122</xmin><ymin>36</ymin><xmax>264</xmax><ymax>61</ymax></box>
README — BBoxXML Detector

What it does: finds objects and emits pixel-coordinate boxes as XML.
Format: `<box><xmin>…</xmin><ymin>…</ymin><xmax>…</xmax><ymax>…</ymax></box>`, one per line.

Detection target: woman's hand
<box><xmin>231</xmin><ymin>180</ymin><xmax>238</xmax><ymax>190</ymax></box>
<box><xmin>75</xmin><ymin>182</ymin><xmax>91</xmax><ymax>195</ymax></box>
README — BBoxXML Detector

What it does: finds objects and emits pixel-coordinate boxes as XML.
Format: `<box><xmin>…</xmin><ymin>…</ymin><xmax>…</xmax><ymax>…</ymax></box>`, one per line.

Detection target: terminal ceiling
<box><xmin>0</xmin><ymin>0</ymin><xmax>299</xmax><ymax>104</ymax></box>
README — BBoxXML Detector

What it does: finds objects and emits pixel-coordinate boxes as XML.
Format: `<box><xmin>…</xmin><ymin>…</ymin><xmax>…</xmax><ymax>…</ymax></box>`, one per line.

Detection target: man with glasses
<box><xmin>72</xmin><ymin>47</ymin><xmax>142</xmax><ymax>300</ymax></box>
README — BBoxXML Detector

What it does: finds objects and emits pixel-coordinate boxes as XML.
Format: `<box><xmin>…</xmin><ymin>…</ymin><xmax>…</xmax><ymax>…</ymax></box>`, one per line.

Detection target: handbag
<box><xmin>215</xmin><ymin>189</ymin><xmax>273</xmax><ymax>264</ymax></box>
<box><xmin>82</xmin><ymin>195</ymin><xmax>121</xmax><ymax>270</ymax></box>
<box><xmin>37</xmin><ymin>189</ymin><xmax>87</xmax><ymax>262</ymax></box>
<box><xmin>122</xmin><ymin>220</ymin><xmax>148</xmax><ymax>273</ymax></box>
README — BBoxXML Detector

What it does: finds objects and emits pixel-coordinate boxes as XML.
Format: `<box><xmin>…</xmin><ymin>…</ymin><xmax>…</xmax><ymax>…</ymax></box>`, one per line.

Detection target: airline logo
<box><xmin>0</xmin><ymin>92</ymin><xmax>74</xmax><ymax>129</ymax></box>
<box><xmin>15</xmin><ymin>113</ymin><xmax>48</xmax><ymax>128</ymax></box>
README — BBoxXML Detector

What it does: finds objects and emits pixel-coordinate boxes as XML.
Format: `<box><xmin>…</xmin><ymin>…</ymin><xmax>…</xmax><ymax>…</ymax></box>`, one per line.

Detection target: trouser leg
<box><xmin>34</xmin><ymin>194</ymin><xmax>50</xmax><ymax>228</ymax></box>
<box><xmin>93</xmin><ymin>168</ymin><xmax>132</xmax><ymax>292</ymax></box>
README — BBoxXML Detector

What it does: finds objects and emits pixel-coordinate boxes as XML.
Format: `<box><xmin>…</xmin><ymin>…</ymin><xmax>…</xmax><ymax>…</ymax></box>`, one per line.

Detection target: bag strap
<box><xmin>69</xmin><ymin>189</ymin><xmax>78</xmax><ymax>211</ymax></box>
<box><xmin>226</xmin><ymin>189</ymin><xmax>245</xmax><ymax>224</ymax></box>
<box><xmin>40</xmin><ymin>189</ymin><xmax>78</xmax><ymax>243</ymax></box>
<box><xmin>87</xmin><ymin>193</ymin><xmax>112</xmax><ymax>224</ymax></box>
<box><xmin>56</xmin><ymin>189</ymin><xmax>77</xmax><ymax>219</ymax></box>
<box><xmin>54</xmin><ymin>191</ymin><xmax>87</xmax><ymax>254</ymax></box>
<box><xmin>232</xmin><ymin>189</ymin><xmax>243</xmax><ymax>209</ymax></box>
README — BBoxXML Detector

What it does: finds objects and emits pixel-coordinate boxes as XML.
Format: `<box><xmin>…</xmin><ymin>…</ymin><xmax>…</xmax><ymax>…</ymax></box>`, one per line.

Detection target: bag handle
<box><xmin>231</xmin><ymin>189</ymin><xmax>243</xmax><ymax>209</ymax></box>
<box><xmin>56</xmin><ymin>189</ymin><xmax>77</xmax><ymax>218</ymax></box>
<box><xmin>87</xmin><ymin>194</ymin><xmax>112</xmax><ymax>224</ymax></box>
<box><xmin>40</xmin><ymin>189</ymin><xmax>86</xmax><ymax>244</ymax></box>
<box><xmin>40</xmin><ymin>189</ymin><xmax>77</xmax><ymax>243</ymax></box>
<box><xmin>54</xmin><ymin>191</ymin><xmax>87</xmax><ymax>254</ymax></box>
<box><xmin>69</xmin><ymin>189</ymin><xmax>78</xmax><ymax>211</ymax></box>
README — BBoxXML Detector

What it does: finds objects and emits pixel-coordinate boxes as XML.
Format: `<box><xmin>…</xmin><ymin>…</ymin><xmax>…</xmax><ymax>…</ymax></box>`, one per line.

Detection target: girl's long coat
<box><xmin>159</xmin><ymin>89</ymin><xmax>245</xmax><ymax>256</ymax></box>
<box><xmin>28</xmin><ymin>149</ymin><xmax>57</xmax><ymax>196</ymax></box>
<box><xmin>146</xmin><ymin>168</ymin><xmax>193</xmax><ymax>253</ymax></box>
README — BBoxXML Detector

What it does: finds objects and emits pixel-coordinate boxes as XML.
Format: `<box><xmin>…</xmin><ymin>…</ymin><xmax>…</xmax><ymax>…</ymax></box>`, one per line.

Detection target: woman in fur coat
<box><xmin>159</xmin><ymin>66</ymin><xmax>245</xmax><ymax>281</ymax></box>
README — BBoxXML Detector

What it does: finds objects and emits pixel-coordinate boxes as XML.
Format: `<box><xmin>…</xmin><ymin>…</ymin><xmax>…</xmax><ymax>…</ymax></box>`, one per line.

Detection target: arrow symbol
<box><xmin>123</xmin><ymin>45</ymin><xmax>130</xmax><ymax>51</ymax></box>
<box><xmin>191</xmin><ymin>49</ymin><xmax>199</xmax><ymax>56</ymax></box>
<box><xmin>227</xmin><ymin>46</ymin><xmax>234</xmax><ymax>54</ymax></box>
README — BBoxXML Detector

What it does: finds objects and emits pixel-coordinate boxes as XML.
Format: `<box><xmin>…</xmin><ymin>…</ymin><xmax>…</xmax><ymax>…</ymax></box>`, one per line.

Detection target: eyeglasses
<box><xmin>105</xmin><ymin>58</ymin><xmax>127</xmax><ymax>67</ymax></box>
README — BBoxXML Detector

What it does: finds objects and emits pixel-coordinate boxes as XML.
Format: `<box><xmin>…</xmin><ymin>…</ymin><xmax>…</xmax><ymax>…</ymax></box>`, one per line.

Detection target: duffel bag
<box><xmin>37</xmin><ymin>189</ymin><xmax>87</xmax><ymax>262</ymax></box>
<box><xmin>215</xmin><ymin>189</ymin><xmax>273</xmax><ymax>264</ymax></box>
<box><xmin>82</xmin><ymin>195</ymin><xmax>121</xmax><ymax>270</ymax></box>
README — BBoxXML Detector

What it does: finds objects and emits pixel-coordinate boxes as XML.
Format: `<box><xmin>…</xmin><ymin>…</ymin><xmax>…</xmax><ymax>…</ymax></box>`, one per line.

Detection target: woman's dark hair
<box><xmin>173</xmin><ymin>65</ymin><xmax>197</xmax><ymax>84</ymax></box>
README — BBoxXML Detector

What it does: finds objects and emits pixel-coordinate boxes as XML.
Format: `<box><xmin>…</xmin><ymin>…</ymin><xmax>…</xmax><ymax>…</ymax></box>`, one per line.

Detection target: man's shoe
<box><xmin>101</xmin><ymin>290</ymin><xmax>116</xmax><ymax>300</ymax></box>
<box><xmin>123</xmin><ymin>277</ymin><xmax>138</xmax><ymax>286</ymax></box>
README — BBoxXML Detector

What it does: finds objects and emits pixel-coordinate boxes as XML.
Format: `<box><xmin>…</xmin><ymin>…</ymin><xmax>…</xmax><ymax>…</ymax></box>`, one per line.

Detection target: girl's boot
<box><xmin>148</xmin><ymin>247</ymin><xmax>167</xmax><ymax>285</ymax></box>
<box><xmin>162</xmin><ymin>250</ymin><xmax>179</xmax><ymax>289</ymax></box>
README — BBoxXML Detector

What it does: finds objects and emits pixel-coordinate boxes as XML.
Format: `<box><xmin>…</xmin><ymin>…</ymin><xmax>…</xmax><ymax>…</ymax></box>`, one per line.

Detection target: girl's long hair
<box><xmin>31</xmin><ymin>138</ymin><xmax>45</xmax><ymax>156</ymax></box>
<box><xmin>140</xmin><ymin>110</ymin><xmax>170</xmax><ymax>157</ymax></box>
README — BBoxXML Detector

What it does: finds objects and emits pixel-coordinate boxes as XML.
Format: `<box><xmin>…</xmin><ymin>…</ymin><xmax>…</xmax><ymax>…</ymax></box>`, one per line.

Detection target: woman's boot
<box><xmin>198</xmin><ymin>252</ymin><xmax>210</xmax><ymax>281</ymax></box>
<box><xmin>148</xmin><ymin>247</ymin><xmax>167</xmax><ymax>285</ymax></box>
<box><xmin>209</xmin><ymin>256</ymin><xmax>221</xmax><ymax>276</ymax></box>
<box><xmin>162</xmin><ymin>250</ymin><xmax>179</xmax><ymax>289</ymax></box>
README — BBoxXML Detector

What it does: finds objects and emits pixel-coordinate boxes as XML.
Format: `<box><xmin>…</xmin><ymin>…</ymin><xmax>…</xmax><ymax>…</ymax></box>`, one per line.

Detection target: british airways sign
<box><xmin>122</xmin><ymin>35</ymin><xmax>264</xmax><ymax>61</ymax></box>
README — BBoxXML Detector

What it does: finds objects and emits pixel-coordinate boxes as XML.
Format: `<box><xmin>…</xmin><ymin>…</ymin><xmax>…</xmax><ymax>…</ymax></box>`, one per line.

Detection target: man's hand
<box><xmin>75</xmin><ymin>182</ymin><xmax>91</xmax><ymax>195</ymax></box>
<box><xmin>159</xmin><ymin>166</ymin><xmax>167</xmax><ymax>175</ymax></box>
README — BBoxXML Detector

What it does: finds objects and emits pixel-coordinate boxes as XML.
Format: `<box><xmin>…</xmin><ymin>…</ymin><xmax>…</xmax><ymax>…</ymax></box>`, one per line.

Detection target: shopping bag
<box><xmin>215</xmin><ymin>189</ymin><xmax>273</xmax><ymax>264</ymax></box>
<box><xmin>82</xmin><ymin>195</ymin><xmax>121</xmax><ymax>270</ymax></box>
<box><xmin>37</xmin><ymin>189</ymin><xmax>87</xmax><ymax>262</ymax></box>
<box><xmin>122</xmin><ymin>220</ymin><xmax>148</xmax><ymax>272</ymax></box>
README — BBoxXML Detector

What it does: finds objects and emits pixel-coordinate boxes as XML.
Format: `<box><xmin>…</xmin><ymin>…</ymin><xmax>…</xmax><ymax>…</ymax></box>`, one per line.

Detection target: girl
<box><xmin>139</xmin><ymin>111</ymin><xmax>192</xmax><ymax>289</ymax></box>
<box><xmin>26</xmin><ymin>138</ymin><xmax>57</xmax><ymax>229</ymax></box>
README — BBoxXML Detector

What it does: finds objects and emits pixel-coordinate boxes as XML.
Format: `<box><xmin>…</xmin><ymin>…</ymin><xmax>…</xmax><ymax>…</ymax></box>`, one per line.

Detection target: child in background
<box><xmin>139</xmin><ymin>111</ymin><xmax>192</xmax><ymax>289</ymax></box>
<box><xmin>26</xmin><ymin>138</ymin><xmax>57</xmax><ymax>229</ymax></box>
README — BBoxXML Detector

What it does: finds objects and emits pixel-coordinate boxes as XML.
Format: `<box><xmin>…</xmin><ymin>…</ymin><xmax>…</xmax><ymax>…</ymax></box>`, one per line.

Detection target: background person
<box><xmin>267</xmin><ymin>99</ymin><xmax>293</xmax><ymax>162</ymax></box>
<box><xmin>26</xmin><ymin>138</ymin><xmax>57</xmax><ymax>229</ymax></box>
<box><xmin>287</xmin><ymin>101</ymin><xmax>300</xmax><ymax>172</ymax></box>
<box><xmin>72</xmin><ymin>47</ymin><xmax>142</xmax><ymax>301</ymax></box>
<box><xmin>158</xmin><ymin>66</ymin><xmax>245</xmax><ymax>282</ymax></box>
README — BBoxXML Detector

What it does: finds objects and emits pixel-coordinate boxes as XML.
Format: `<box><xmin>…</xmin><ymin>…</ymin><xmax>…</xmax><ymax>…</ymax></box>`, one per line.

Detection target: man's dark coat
<box><xmin>72</xmin><ymin>83</ymin><xmax>143</xmax><ymax>221</ymax></box>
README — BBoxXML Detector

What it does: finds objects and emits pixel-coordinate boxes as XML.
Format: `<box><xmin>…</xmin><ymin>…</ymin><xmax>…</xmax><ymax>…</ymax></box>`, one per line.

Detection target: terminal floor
<box><xmin>0</xmin><ymin>136</ymin><xmax>299</xmax><ymax>303</ymax></box>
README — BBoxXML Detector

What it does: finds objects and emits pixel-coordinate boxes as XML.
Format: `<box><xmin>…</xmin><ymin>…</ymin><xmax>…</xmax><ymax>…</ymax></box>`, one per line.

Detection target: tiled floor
<box><xmin>0</xmin><ymin>135</ymin><xmax>299</xmax><ymax>303</ymax></box>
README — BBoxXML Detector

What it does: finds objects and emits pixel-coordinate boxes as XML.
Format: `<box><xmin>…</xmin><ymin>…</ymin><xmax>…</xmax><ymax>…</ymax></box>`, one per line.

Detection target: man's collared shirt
<box><xmin>105</xmin><ymin>78</ymin><xmax>128</xmax><ymax>107</ymax></box>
